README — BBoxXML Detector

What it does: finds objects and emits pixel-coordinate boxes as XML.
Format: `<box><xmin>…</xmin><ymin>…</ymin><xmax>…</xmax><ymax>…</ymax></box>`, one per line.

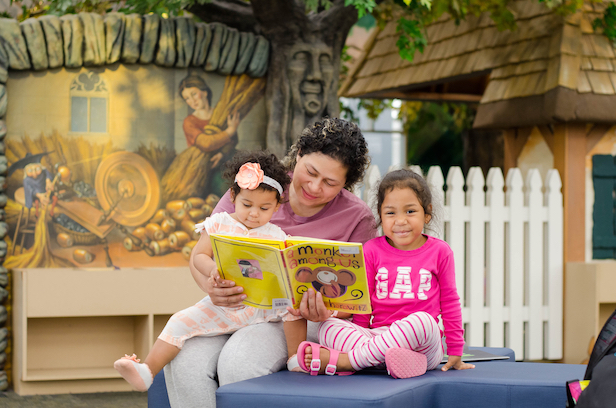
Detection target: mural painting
<box><xmin>3</xmin><ymin>65</ymin><xmax>267</xmax><ymax>269</ymax></box>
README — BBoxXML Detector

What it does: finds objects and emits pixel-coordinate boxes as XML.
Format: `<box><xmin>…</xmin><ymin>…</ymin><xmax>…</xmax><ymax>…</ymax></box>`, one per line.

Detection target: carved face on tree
<box><xmin>287</xmin><ymin>42</ymin><xmax>334</xmax><ymax>117</ymax></box>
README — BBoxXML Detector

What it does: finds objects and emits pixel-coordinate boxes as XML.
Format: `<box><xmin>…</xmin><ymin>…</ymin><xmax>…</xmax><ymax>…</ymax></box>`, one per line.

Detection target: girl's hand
<box><xmin>206</xmin><ymin>272</ymin><xmax>246</xmax><ymax>307</ymax></box>
<box><xmin>441</xmin><ymin>355</ymin><xmax>475</xmax><ymax>371</ymax></box>
<box><xmin>288</xmin><ymin>288</ymin><xmax>331</xmax><ymax>322</ymax></box>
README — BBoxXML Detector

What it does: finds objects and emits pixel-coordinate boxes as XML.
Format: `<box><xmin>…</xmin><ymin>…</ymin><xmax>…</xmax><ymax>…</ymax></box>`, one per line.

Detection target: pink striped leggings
<box><xmin>318</xmin><ymin>311</ymin><xmax>444</xmax><ymax>371</ymax></box>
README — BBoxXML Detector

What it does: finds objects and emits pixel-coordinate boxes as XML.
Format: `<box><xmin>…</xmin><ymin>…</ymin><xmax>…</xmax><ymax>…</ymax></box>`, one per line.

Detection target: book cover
<box><xmin>209</xmin><ymin>234</ymin><xmax>372</xmax><ymax>314</ymax></box>
<box><xmin>441</xmin><ymin>344</ymin><xmax>511</xmax><ymax>363</ymax></box>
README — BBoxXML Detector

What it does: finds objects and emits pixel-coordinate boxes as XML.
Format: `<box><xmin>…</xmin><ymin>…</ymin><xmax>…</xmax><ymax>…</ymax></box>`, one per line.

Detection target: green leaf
<box><xmin>357</xmin><ymin>99</ymin><xmax>392</xmax><ymax>121</ymax></box>
<box><xmin>395</xmin><ymin>16</ymin><xmax>427</xmax><ymax>61</ymax></box>
<box><xmin>593</xmin><ymin>2</ymin><xmax>616</xmax><ymax>45</ymax></box>
<box><xmin>346</xmin><ymin>0</ymin><xmax>376</xmax><ymax>18</ymax></box>
<box><xmin>419</xmin><ymin>0</ymin><xmax>432</xmax><ymax>11</ymax></box>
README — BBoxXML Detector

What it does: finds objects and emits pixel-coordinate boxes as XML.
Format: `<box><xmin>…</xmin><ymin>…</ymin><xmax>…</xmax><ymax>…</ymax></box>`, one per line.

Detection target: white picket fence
<box><xmin>358</xmin><ymin>165</ymin><xmax>563</xmax><ymax>361</ymax></box>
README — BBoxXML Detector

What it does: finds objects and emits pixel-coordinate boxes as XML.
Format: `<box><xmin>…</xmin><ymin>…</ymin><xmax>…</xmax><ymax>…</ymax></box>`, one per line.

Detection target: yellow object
<box><xmin>209</xmin><ymin>234</ymin><xmax>372</xmax><ymax>314</ymax></box>
<box><xmin>72</xmin><ymin>249</ymin><xmax>94</xmax><ymax>264</ymax></box>
<box><xmin>182</xmin><ymin>240</ymin><xmax>197</xmax><ymax>261</ymax></box>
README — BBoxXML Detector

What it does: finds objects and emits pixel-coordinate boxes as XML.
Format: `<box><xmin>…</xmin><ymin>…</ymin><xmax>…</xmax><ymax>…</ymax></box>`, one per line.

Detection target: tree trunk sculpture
<box><xmin>189</xmin><ymin>0</ymin><xmax>359</xmax><ymax>157</ymax></box>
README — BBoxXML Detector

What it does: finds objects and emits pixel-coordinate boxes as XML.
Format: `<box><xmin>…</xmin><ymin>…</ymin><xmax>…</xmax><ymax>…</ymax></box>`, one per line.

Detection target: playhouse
<box><xmin>341</xmin><ymin>0</ymin><xmax>616</xmax><ymax>365</ymax></box>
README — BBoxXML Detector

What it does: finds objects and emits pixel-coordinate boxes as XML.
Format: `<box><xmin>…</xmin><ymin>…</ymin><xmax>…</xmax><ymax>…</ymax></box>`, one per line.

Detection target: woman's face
<box><xmin>292</xmin><ymin>152</ymin><xmax>347</xmax><ymax>209</ymax></box>
<box><xmin>181</xmin><ymin>86</ymin><xmax>208</xmax><ymax>111</ymax></box>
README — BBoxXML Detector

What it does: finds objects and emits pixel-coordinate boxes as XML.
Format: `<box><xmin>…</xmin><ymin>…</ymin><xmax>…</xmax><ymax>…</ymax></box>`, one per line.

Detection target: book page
<box><xmin>283</xmin><ymin>239</ymin><xmax>372</xmax><ymax>314</ymax></box>
<box><xmin>209</xmin><ymin>234</ymin><xmax>293</xmax><ymax>309</ymax></box>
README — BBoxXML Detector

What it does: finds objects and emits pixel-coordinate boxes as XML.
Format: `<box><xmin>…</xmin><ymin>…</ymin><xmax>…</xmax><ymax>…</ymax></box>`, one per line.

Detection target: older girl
<box><xmin>297</xmin><ymin>168</ymin><xmax>475</xmax><ymax>378</ymax></box>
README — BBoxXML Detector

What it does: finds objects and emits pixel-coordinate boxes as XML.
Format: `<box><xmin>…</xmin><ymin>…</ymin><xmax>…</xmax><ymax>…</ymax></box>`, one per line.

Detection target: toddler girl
<box><xmin>114</xmin><ymin>150</ymin><xmax>303</xmax><ymax>391</ymax></box>
<box><xmin>296</xmin><ymin>168</ymin><xmax>475</xmax><ymax>378</ymax></box>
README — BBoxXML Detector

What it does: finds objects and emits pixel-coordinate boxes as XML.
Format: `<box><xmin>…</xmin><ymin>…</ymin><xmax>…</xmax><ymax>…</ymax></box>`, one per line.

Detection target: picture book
<box><xmin>209</xmin><ymin>234</ymin><xmax>372</xmax><ymax>314</ymax></box>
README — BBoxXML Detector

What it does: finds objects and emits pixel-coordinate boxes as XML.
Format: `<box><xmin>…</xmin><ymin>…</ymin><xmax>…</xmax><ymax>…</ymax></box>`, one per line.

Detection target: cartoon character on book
<box><xmin>113</xmin><ymin>150</ymin><xmax>307</xmax><ymax>391</ymax></box>
<box><xmin>296</xmin><ymin>266</ymin><xmax>356</xmax><ymax>298</ymax></box>
<box><xmin>295</xmin><ymin>169</ymin><xmax>476</xmax><ymax>378</ymax></box>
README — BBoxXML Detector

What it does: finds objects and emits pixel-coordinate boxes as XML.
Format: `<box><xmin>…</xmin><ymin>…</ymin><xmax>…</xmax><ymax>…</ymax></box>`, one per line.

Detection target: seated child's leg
<box><xmin>350</xmin><ymin>311</ymin><xmax>443</xmax><ymax>371</ymax></box>
<box><xmin>394</xmin><ymin>311</ymin><xmax>443</xmax><ymax>370</ymax></box>
<box><xmin>159</xmin><ymin>296</ymin><xmax>262</xmax><ymax>348</ymax></box>
<box><xmin>284</xmin><ymin>318</ymin><xmax>308</xmax><ymax>372</ymax></box>
<box><xmin>295</xmin><ymin>317</ymin><xmax>375</xmax><ymax>373</ymax></box>
<box><xmin>114</xmin><ymin>340</ymin><xmax>180</xmax><ymax>392</ymax></box>
<box><xmin>115</xmin><ymin>297</ymin><xmax>263</xmax><ymax>391</ymax></box>
<box><xmin>319</xmin><ymin>317</ymin><xmax>375</xmax><ymax>353</ymax></box>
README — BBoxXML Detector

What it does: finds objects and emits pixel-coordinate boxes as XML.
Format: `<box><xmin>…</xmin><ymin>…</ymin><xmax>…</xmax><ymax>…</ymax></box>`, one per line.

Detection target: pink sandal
<box><xmin>385</xmin><ymin>348</ymin><xmax>427</xmax><ymax>379</ymax></box>
<box><xmin>296</xmin><ymin>341</ymin><xmax>354</xmax><ymax>376</ymax></box>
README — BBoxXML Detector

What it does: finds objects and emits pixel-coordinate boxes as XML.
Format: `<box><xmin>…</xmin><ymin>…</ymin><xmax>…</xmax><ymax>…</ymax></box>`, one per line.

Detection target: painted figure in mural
<box><xmin>286</xmin><ymin>41</ymin><xmax>336</xmax><ymax>147</ymax></box>
<box><xmin>7</xmin><ymin>152</ymin><xmax>56</xmax><ymax>217</ymax></box>
<box><xmin>23</xmin><ymin>163</ymin><xmax>55</xmax><ymax>216</ymax></box>
<box><xmin>179</xmin><ymin>74</ymin><xmax>240</xmax><ymax>197</ymax></box>
<box><xmin>160</xmin><ymin>74</ymin><xmax>266</xmax><ymax>202</ymax></box>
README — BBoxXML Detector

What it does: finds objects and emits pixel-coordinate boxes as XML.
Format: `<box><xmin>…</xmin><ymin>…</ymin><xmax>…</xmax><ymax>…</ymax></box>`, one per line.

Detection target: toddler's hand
<box><xmin>441</xmin><ymin>355</ymin><xmax>475</xmax><ymax>371</ymax></box>
<box><xmin>210</xmin><ymin>270</ymin><xmax>223</xmax><ymax>287</ymax></box>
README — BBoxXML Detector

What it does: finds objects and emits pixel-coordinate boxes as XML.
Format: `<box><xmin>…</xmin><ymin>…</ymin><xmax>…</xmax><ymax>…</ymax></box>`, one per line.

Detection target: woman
<box><xmin>179</xmin><ymin>75</ymin><xmax>240</xmax><ymax>198</ymax></box>
<box><xmin>162</xmin><ymin>73</ymin><xmax>264</xmax><ymax>202</ymax></box>
<box><xmin>163</xmin><ymin>118</ymin><xmax>377</xmax><ymax>408</ymax></box>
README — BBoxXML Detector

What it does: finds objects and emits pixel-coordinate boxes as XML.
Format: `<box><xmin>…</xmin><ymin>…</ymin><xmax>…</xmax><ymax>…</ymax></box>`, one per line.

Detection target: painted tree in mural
<box><xmin>187</xmin><ymin>0</ymin><xmax>358</xmax><ymax>155</ymax></box>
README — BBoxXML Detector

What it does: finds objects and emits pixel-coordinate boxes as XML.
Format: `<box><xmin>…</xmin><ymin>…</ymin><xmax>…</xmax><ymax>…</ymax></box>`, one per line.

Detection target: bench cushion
<box><xmin>216</xmin><ymin>361</ymin><xmax>585</xmax><ymax>408</ymax></box>
<box><xmin>148</xmin><ymin>347</ymin><xmax>583</xmax><ymax>408</ymax></box>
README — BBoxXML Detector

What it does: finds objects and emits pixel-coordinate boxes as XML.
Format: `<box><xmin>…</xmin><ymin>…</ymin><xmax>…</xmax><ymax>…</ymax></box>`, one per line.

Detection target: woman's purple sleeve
<box><xmin>348</xmin><ymin>213</ymin><xmax>378</xmax><ymax>244</ymax></box>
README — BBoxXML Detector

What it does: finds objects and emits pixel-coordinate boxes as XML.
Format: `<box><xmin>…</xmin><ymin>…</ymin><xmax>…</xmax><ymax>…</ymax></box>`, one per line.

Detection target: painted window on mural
<box><xmin>70</xmin><ymin>72</ymin><xmax>108</xmax><ymax>133</ymax></box>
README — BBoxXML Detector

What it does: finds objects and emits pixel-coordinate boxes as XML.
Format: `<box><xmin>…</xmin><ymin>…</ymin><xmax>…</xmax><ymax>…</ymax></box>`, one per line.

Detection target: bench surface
<box><xmin>148</xmin><ymin>347</ymin><xmax>584</xmax><ymax>408</ymax></box>
<box><xmin>216</xmin><ymin>361</ymin><xmax>585</xmax><ymax>408</ymax></box>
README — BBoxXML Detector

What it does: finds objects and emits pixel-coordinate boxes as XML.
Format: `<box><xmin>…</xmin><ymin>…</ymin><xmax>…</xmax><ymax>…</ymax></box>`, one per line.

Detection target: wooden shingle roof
<box><xmin>340</xmin><ymin>0</ymin><xmax>616</xmax><ymax>128</ymax></box>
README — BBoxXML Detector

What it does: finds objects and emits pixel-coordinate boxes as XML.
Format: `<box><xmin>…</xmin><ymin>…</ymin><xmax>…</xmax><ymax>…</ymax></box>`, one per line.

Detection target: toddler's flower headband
<box><xmin>235</xmin><ymin>162</ymin><xmax>283</xmax><ymax>195</ymax></box>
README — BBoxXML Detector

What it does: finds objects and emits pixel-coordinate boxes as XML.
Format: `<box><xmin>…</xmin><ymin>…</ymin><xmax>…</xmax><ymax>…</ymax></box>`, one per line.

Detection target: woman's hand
<box><xmin>206</xmin><ymin>270</ymin><xmax>246</xmax><ymax>307</ymax></box>
<box><xmin>441</xmin><ymin>355</ymin><xmax>475</xmax><ymax>371</ymax></box>
<box><xmin>226</xmin><ymin>111</ymin><xmax>240</xmax><ymax>136</ymax></box>
<box><xmin>286</xmin><ymin>288</ymin><xmax>331</xmax><ymax>322</ymax></box>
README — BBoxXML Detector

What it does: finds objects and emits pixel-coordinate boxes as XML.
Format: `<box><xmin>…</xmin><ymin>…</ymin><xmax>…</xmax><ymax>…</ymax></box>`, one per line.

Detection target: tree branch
<box><xmin>316</xmin><ymin>0</ymin><xmax>358</xmax><ymax>41</ymax></box>
<box><xmin>250</xmin><ymin>0</ymin><xmax>309</xmax><ymax>39</ymax></box>
<box><xmin>187</xmin><ymin>0</ymin><xmax>259</xmax><ymax>33</ymax></box>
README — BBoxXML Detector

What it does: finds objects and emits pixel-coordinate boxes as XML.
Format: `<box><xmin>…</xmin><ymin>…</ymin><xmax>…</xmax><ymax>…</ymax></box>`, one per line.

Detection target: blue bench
<box><xmin>148</xmin><ymin>347</ymin><xmax>585</xmax><ymax>408</ymax></box>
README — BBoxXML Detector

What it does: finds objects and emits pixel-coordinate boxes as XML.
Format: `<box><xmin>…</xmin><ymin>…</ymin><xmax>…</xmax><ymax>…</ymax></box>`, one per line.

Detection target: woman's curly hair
<box><xmin>284</xmin><ymin>118</ymin><xmax>370</xmax><ymax>189</ymax></box>
<box><xmin>223</xmin><ymin>150</ymin><xmax>291</xmax><ymax>203</ymax></box>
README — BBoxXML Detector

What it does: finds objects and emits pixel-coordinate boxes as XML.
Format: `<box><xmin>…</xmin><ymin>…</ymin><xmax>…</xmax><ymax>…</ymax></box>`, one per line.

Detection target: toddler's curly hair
<box><xmin>223</xmin><ymin>150</ymin><xmax>291</xmax><ymax>203</ymax></box>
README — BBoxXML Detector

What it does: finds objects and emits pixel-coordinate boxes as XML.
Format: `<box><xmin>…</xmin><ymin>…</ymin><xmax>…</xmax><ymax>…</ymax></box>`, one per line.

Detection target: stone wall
<box><xmin>0</xmin><ymin>12</ymin><xmax>270</xmax><ymax>391</ymax></box>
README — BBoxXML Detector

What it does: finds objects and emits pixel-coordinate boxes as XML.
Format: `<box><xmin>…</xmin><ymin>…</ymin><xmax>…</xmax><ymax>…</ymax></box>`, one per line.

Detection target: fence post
<box><xmin>427</xmin><ymin>166</ymin><xmax>445</xmax><ymax>240</ymax></box>
<box><xmin>545</xmin><ymin>169</ymin><xmax>563</xmax><ymax>359</ymax></box>
<box><xmin>486</xmin><ymin>168</ymin><xmax>505</xmax><ymax>347</ymax></box>
<box><xmin>466</xmin><ymin>167</ymin><xmax>486</xmax><ymax>346</ymax></box>
<box><xmin>525</xmin><ymin>169</ymin><xmax>544</xmax><ymax>360</ymax></box>
<box><xmin>506</xmin><ymin>168</ymin><xmax>525</xmax><ymax>360</ymax></box>
<box><xmin>363</xmin><ymin>164</ymin><xmax>381</xmax><ymax>211</ymax></box>
<box><xmin>446</xmin><ymin>167</ymin><xmax>466</xmax><ymax>313</ymax></box>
